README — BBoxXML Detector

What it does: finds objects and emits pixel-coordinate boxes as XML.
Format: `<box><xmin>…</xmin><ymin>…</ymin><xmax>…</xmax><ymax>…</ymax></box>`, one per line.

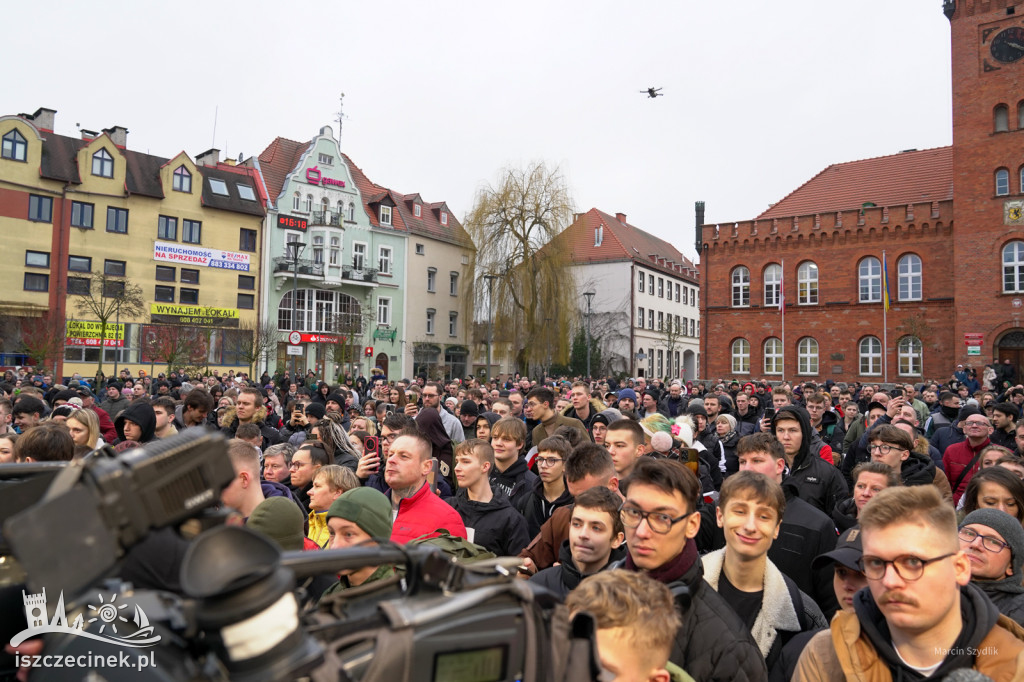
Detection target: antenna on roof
<box><xmin>335</xmin><ymin>93</ymin><xmax>346</xmax><ymax>143</ymax></box>
<box><xmin>211</xmin><ymin>106</ymin><xmax>218</xmax><ymax>149</ymax></box>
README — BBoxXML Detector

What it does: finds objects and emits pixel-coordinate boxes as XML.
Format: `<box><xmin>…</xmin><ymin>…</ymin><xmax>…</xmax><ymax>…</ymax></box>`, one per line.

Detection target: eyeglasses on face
<box><xmin>535</xmin><ymin>456</ymin><xmax>563</xmax><ymax>468</ymax></box>
<box><xmin>868</xmin><ymin>443</ymin><xmax>904</xmax><ymax>455</ymax></box>
<box><xmin>965</xmin><ymin>420</ymin><xmax>991</xmax><ymax>428</ymax></box>
<box><xmin>857</xmin><ymin>552</ymin><xmax>956</xmax><ymax>581</ymax></box>
<box><xmin>619</xmin><ymin>504</ymin><xmax>690</xmax><ymax>534</ymax></box>
<box><xmin>959</xmin><ymin>527</ymin><xmax>1009</xmax><ymax>553</ymax></box>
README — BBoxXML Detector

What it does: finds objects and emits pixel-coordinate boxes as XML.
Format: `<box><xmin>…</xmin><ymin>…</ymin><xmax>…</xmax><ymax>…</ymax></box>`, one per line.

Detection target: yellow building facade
<box><xmin>0</xmin><ymin>108</ymin><xmax>266</xmax><ymax>380</ymax></box>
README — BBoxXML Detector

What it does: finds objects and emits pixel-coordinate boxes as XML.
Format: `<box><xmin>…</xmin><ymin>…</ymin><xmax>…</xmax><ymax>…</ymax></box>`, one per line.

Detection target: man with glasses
<box><xmin>420</xmin><ymin>382</ymin><xmax>464</xmax><ymax>444</ymax></box>
<box><xmin>614</xmin><ymin>457</ymin><xmax>768</xmax><ymax>681</ymax></box>
<box><xmin>944</xmin><ymin>412</ymin><xmax>993</xmax><ymax>505</ymax></box>
<box><xmin>795</xmin><ymin>485</ymin><xmax>1024</xmax><ymax>680</ymax></box>
<box><xmin>959</xmin><ymin>509</ymin><xmax>1024</xmax><ymax>625</ymax></box>
<box><xmin>521</xmin><ymin>436</ymin><xmax>574</xmax><ymax>538</ymax></box>
<box><xmin>868</xmin><ymin>425</ymin><xmax>952</xmax><ymax>502</ymax></box>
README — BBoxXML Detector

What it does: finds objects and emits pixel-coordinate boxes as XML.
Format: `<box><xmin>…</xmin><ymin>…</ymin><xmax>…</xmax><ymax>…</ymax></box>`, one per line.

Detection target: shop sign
<box><xmin>150</xmin><ymin>303</ymin><xmax>240</xmax><ymax>328</ymax></box>
<box><xmin>66</xmin><ymin>320</ymin><xmax>125</xmax><ymax>347</ymax></box>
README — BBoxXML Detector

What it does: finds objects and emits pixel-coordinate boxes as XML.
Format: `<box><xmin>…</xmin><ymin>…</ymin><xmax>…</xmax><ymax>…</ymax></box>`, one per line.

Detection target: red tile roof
<box><xmin>257</xmin><ymin>137</ymin><xmax>308</xmax><ymax>207</ymax></box>
<box><xmin>554</xmin><ymin>208</ymin><xmax>698</xmax><ymax>281</ymax></box>
<box><xmin>757</xmin><ymin>146</ymin><xmax>953</xmax><ymax>220</ymax></box>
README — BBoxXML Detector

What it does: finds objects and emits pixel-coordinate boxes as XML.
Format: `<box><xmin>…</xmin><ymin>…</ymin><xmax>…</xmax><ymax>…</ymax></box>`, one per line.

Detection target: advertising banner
<box><xmin>66</xmin><ymin>320</ymin><xmax>125</xmax><ymax>347</ymax></box>
<box><xmin>150</xmin><ymin>304</ymin><xmax>240</xmax><ymax>328</ymax></box>
<box><xmin>153</xmin><ymin>242</ymin><xmax>250</xmax><ymax>271</ymax></box>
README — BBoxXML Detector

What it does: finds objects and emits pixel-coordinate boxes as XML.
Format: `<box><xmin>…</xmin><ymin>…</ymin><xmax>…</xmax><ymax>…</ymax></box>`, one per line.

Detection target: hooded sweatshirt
<box><xmin>447</xmin><ymin>486</ymin><xmax>531</xmax><ymax>556</ymax></box>
<box><xmin>521</xmin><ymin>476</ymin><xmax>575</xmax><ymax>538</ymax></box>
<box><xmin>530</xmin><ymin>538</ymin><xmax>626</xmax><ymax>600</ymax></box>
<box><xmin>900</xmin><ymin>449</ymin><xmax>953</xmax><ymax>502</ymax></box>
<box><xmin>773</xmin><ymin>406</ymin><xmax>849</xmax><ymax>516</ymax></box>
<box><xmin>114</xmin><ymin>400</ymin><xmax>157</xmax><ymax>443</ymax></box>
<box><xmin>489</xmin><ymin>456</ymin><xmax>538</xmax><ymax>515</ymax></box>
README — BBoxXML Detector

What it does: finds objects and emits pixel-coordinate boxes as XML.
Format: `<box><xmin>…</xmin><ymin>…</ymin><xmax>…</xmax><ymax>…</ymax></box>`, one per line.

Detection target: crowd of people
<box><xmin>4</xmin><ymin>363</ymin><xmax>1024</xmax><ymax>680</ymax></box>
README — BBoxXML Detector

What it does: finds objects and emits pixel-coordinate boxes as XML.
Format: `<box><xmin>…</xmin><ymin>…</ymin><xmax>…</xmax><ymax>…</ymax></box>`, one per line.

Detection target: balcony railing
<box><xmin>342</xmin><ymin>266</ymin><xmax>379</xmax><ymax>283</ymax></box>
<box><xmin>311</xmin><ymin>211</ymin><xmax>342</xmax><ymax>227</ymax></box>
<box><xmin>273</xmin><ymin>257</ymin><xmax>324</xmax><ymax>277</ymax></box>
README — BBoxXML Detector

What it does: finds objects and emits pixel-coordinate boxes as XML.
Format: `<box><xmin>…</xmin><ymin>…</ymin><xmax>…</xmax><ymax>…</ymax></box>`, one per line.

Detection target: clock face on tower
<box><xmin>991</xmin><ymin>26</ymin><xmax>1024</xmax><ymax>63</ymax></box>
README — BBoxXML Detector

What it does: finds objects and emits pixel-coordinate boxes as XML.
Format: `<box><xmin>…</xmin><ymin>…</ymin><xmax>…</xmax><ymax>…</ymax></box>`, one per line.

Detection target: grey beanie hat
<box><xmin>961</xmin><ymin>508</ymin><xmax>1024</xmax><ymax>580</ymax></box>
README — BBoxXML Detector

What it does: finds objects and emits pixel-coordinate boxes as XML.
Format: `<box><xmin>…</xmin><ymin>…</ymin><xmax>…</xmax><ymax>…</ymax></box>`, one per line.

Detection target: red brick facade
<box><xmin>700</xmin><ymin>0</ymin><xmax>1024</xmax><ymax>384</ymax></box>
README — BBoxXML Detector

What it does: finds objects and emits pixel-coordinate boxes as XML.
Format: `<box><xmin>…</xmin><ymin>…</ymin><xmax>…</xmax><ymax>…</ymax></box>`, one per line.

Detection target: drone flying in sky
<box><xmin>641</xmin><ymin>87</ymin><xmax>663</xmax><ymax>98</ymax></box>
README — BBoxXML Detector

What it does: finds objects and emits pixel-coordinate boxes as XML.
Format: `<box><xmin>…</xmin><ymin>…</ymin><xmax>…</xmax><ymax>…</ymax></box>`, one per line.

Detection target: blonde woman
<box><xmin>66</xmin><ymin>408</ymin><xmax>104</xmax><ymax>449</ymax></box>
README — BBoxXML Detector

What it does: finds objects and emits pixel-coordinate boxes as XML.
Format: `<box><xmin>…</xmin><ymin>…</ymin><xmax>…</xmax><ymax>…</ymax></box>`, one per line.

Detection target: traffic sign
<box><xmin>288</xmin><ymin>331</ymin><xmax>301</xmax><ymax>345</ymax></box>
<box><xmin>287</xmin><ymin>345</ymin><xmax>303</xmax><ymax>356</ymax></box>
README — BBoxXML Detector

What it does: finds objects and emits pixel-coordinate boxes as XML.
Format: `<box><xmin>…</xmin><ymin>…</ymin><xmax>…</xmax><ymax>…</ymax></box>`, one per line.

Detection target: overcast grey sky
<box><xmin>7</xmin><ymin>1</ymin><xmax>952</xmax><ymax>262</ymax></box>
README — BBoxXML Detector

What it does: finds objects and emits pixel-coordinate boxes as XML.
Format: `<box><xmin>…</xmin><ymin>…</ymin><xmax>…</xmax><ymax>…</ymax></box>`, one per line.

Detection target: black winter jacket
<box><xmin>446</xmin><ymin>487</ymin><xmax>530</xmax><ymax>557</ymax></box>
<box><xmin>521</xmin><ymin>478</ymin><xmax>574</xmax><ymax>539</ymax></box>
<box><xmin>529</xmin><ymin>539</ymin><xmax>625</xmax><ymax>600</ymax></box>
<box><xmin>774</xmin><ymin>406</ymin><xmax>849</xmax><ymax>516</ymax></box>
<box><xmin>489</xmin><ymin>456</ymin><xmax>538</xmax><ymax>515</ymax></box>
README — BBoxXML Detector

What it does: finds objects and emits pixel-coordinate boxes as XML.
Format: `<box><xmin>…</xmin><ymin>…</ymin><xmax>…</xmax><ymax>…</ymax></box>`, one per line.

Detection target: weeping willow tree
<box><xmin>465</xmin><ymin>162</ymin><xmax>578</xmax><ymax>376</ymax></box>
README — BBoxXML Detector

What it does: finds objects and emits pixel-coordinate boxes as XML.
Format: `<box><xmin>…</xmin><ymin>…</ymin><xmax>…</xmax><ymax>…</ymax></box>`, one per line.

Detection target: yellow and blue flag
<box><xmin>882</xmin><ymin>252</ymin><xmax>891</xmax><ymax>311</ymax></box>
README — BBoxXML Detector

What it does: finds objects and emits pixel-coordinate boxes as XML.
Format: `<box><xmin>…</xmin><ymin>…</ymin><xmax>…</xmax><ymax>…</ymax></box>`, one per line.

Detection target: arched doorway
<box><xmin>683</xmin><ymin>350</ymin><xmax>697</xmax><ymax>380</ymax></box>
<box><xmin>996</xmin><ymin>330</ymin><xmax>1024</xmax><ymax>387</ymax></box>
<box><xmin>375</xmin><ymin>352</ymin><xmax>389</xmax><ymax>378</ymax></box>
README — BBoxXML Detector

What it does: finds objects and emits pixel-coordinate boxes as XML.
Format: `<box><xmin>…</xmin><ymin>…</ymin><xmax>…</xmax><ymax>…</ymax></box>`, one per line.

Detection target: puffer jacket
<box><xmin>489</xmin><ymin>456</ymin><xmax>538</xmax><ymax>515</ymax></box>
<box><xmin>774</xmin><ymin>406</ymin><xmax>849</xmax><ymax>516</ymax></box>
<box><xmin>391</xmin><ymin>482</ymin><xmax>467</xmax><ymax>545</ymax></box>
<box><xmin>446</xmin><ymin>486</ymin><xmax>530</xmax><ymax>556</ymax></box>
<box><xmin>220</xmin><ymin>405</ymin><xmax>282</xmax><ymax>450</ymax></box>
<box><xmin>561</xmin><ymin>397</ymin><xmax>606</xmax><ymax>432</ymax></box>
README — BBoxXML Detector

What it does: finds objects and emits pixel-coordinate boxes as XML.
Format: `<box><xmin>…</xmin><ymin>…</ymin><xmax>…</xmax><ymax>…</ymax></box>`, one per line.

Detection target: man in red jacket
<box><xmin>944</xmin><ymin>411</ymin><xmax>993</xmax><ymax>505</ymax></box>
<box><xmin>385</xmin><ymin>431</ymin><xmax>466</xmax><ymax>544</ymax></box>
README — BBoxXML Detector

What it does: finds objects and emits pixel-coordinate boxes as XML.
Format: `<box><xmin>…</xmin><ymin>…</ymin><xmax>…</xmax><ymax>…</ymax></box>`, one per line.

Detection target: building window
<box><xmin>106</xmin><ymin>207</ymin><xmax>128</xmax><ymax>233</ymax></box>
<box><xmin>764</xmin><ymin>337</ymin><xmax>782</xmax><ymax>375</ymax></box>
<box><xmin>682</xmin><ymin>316</ymin><xmax>688</xmax><ymax>336</ymax></box>
<box><xmin>638</xmin><ymin>270</ymin><xmax>645</xmax><ymax>292</ymax></box>
<box><xmin>312</xmin><ymin>235</ymin><xmax>324</xmax><ymax>264</ymax></box>
<box><xmin>92</xmin><ymin>148</ymin><xmax>113</xmax><ymax>178</ymax></box>
<box><xmin>173</xmin><ymin>166</ymin><xmax>192</xmax><ymax>193</ymax></box>
<box><xmin>67</xmin><ymin>277</ymin><xmax>90</xmax><ymax>295</ymax></box>
<box><xmin>318</xmin><ymin>153</ymin><xmax>333</xmax><ymax>165</ymax></box>
<box><xmin>690</xmin><ymin>287</ymin><xmax>696</xmax><ymax>306</ymax></box>
<box><xmin>859</xmin><ymin>336</ymin><xmax>882</xmax><ymax>375</ymax></box>
<box><xmin>594</xmin><ymin>225</ymin><xmax>603</xmax><ymax>246</ymax></box>
<box><xmin>182</xmin><ymin>219</ymin><xmax>201</xmax><ymax>244</ymax></box>
<box><xmin>440</xmin><ymin>211</ymin><xmax>448</xmax><ymax>226</ymax></box>
<box><xmin>731</xmin><ymin>339</ymin><xmax>750</xmax><ymax>374</ymax></box>
<box><xmin>29</xmin><ymin>195</ymin><xmax>52</xmax><ymax>223</ymax></box>
<box><xmin>1004</xmin><ymin>241</ymin><xmax>1024</xmax><ymax>293</ymax></box>
<box><xmin>415</xmin><ymin>243</ymin><xmax>425</xmax><ymax>255</ymax></box>
<box><xmin>320</xmin><ymin>197</ymin><xmax>330</xmax><ymax>219</ymax></box>
<box><xmin>293</xmin><ymin>192</ymin><xmax>301</xmax><ymax>211</ymax></box>
<box><xmin>347</xmin><ymin>202</ymin><xmax>355</xmax><ymax>221</ymax></box>
<box><xmin>155</xmin><ymin>285</ymin><xmax>175</xmax><ymax>302</ymax></box>
<box><xmin>237</xmin><ymin>293</ymin><xmax>255</xmax><ymax>309</ymax></box>
<box><xmin>637</xmin><ymin>307</ymin><xmax>645</xmax><ymax>328</ymax></box>
<box><xmin>658</xmin><ymin>278</ymin><xmax>664</xmax><ymax>298</ymax></box>
<box><xmin>858</xmin><ymin>257</ymin><xmax>881</xmax><ymax>303</ymax></box>
<box><xmin>763</xmin><ymin>263</ymin><xmax>781</xmax><ymax>306</ymax></box>
<box><xmin>898</xmin><ymin>336</ymin><xmax>923</xmax><ymax>376</ymax></box>
<box><xmin>179</xmin><ymin>288</ymin><xmax>199</xmax><ymax>304</ymax></box>
<box><xmin>103</xmin><ymin>279</ymin><xmax>124</xmax><ymax>298</ymax></box>
<box><xmin>208</xmin><ymin>178</ymin><xmax>229</xmax><ymax>196</ymax></box>
<box><xmin>71</xmin><ymin>201</ymin><xmax>94</xmax><ymax>228</ymax></box>
<box><xmin>156</xmin><ymin>265</ymin><xmax>175</xmax><ymax>282</ymax></box>
<box><xmin>379</xmin><ymin>247</ymin><xmax>392</xmax><ymax>274</ymax></box>
<box><xmin>731</xmin><ymin>266</ymin><xmax>750</xmax><ymax>307</ymax></box>
<box><xmin>238</xmin><ymin>274</ymin><xmax>255</xmax><ymax>290</ymax></box>
<box><xmin>997</xmin><ymin>168</ymin><xmax>1010</xmax><ymax>196</ymax></box>
<box><xmin>426</xmin><ymin>309</ymin><xmax>436</xmax><ymax>335</ymax></box>
<box><xmin>449</xmin><ymin>272</ymin><xmax>458</xmax><ymax>296</ymax></box>
<box><xmin>329</xmin><ymin>236</ymin><xmax>340</xmax><ymax>266</ymax></box>
<box><xmin>674</xmin><ymin>315</ymin><xmax>680</xmax><ymax>334</ymax></box>
<box><xmin>797</xmin><ymin>337</ymin><xmax>819</xmax><ymax>375</ymax></box>
<box><xmin>995</xmin><ymin>104</ymin><xmax>1010</xmax><ymax>133</ymax></box>
<box><xmin>414</xmin><ymin>203</ymin><xmax>422</xmax><ymax>218</ymax></box>
<box><xmin>427</xmin><ymin>268</ymin><xmax>437</xmax><ymax>292</ymax></box>
<box><xmin>25</xmin><ymin>251</ymin><xmax>49</xmax><ymax>268</ymax></box>
<box><xmin>690</xmin><ymin>319</ymin><xmax>695</xmax><ymax>336</ymax></box>
<box><xmin>104</xmin><ymin>260</ymin><xmax>126</xmax><ymax>277</ymax></box>
<box><xmin>24</xmin><ymin>272</ymin><xmax>48</xmax><ymax>292</ymax></box>
<box><xmin>449</xmin><ymin>312</ymin><xmax>458</xmax><ymax>336</ymax></box>
<box><xmin>305</xmin><ymin>195</ymin><xmax>313</xmax><ymax>212</ymax></box>
<box><xmin>898</xmin><ymin>254</ymin><xmax>922</xmax><ymax>301</ymax></box>
<box><xmin>657</xmin><ymin>349</ymin><xmax>664</xmax><ymax>378</ymax></box>
<box><xmin>379</xmin><ymin>205</ymin><xmax>394</xmax><ymax>226</ymax></box>
<box><xmin>648</xmin><ymin>309</ymin><xmax>654</xmax><ymax>329</ymax></box>
<box><xmin>68</xmin><ymin>255</ymin><xmax>92</xmax><ymax>273</ymax></box>
<box><xmin>239</xmin><ymin>228</ymin><xmax>257</xmax><ymax>252</ymax></box>
<box><xmin>158</xmin><ymin>215</ymin><xmax>177</xmax><ymax>240</ymax></box>
<box><xmin>180</xmin><ymin>268</ymin><xmax>199</xmax><ymax>284</ymax></box>
<box><xmin>1</xmin><ymin>129</ymin><xmax>27</xmax><ymax>161</ymax></box>
<box><xmin>352</xmin><ymin>243</ymin><xmax>366</xmax><ymax>270</ymax></box>
<box><xmin>377</xmin><ymin>297</ymin><xmax>391</xmax><ymax>325</ymax></box>
<box><xmin>658</xmin><ymin>311</ymin><xmax>664</xmax><ymax>331</ymax></box>
<box><xmin>648</xmin><ymin>274</ymin><xmax>654</xmax><ymax>294</ymax></box>
<box><xmin>797</xmin><ymin>261</ymin><xmax>818</xmax><ymax>304</ymax></box>
<box><xmin>675</xmin><ymin>283</ymin><xmax>680</xmax><ymax>302</ymax></box>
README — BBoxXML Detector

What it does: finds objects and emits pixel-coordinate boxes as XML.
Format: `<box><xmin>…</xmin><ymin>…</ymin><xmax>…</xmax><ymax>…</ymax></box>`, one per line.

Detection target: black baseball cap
<box><xmin>811</xmin><ymin>526</ymin><xmax>863</xmax><ymax>572</ymax></box>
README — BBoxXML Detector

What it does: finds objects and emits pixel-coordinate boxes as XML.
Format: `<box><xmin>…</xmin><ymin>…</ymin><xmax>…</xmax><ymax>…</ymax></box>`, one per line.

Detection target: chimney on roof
<box><xmin>615</xmin><ymin>212</ymin><xmax>627</xmax><ymax>224</ymax></box>
<box><xmin>694</xmin><ymin>201</ymin><xmax>706</xmax><ymax>256</ymax></box>
<box><xmin>195</xmin><ymin>148</ymin><xmax>220</xmax><ymax>167</ymax></box>
<box><xmin>102</xmin><ymin>126</ymin><xmax>128</xmax><ymax>148</ymax></box>
<box><xmin>20</xmin><ymin>107</ymin><xmax>56</xmax><ymax>131</ymax></box>
<box><xmin>80</xmin><ymin>129</ymin><xmax>99</xmax><ymax>141</ymax></box>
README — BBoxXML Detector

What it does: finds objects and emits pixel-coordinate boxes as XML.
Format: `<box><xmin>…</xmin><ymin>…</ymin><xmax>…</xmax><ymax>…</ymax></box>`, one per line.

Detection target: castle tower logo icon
<box><xmin>10</xmin><ymin>588</ymin><xmax>161</xmax><ymax>648</ymax></box>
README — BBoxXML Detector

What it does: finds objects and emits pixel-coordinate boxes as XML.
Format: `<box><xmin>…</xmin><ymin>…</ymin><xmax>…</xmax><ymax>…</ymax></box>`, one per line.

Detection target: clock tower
<box><xmin>949</xmin><ymin>0</ymin><xmax>1024</xmax><ymax>369</ymax></box>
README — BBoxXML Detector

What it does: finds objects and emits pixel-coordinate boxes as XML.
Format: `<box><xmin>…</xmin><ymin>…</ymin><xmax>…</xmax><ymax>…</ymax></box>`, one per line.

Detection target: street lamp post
<box><xmin>287</xmin><ymin>240</ymin><xmax>306</xmax><ymax>383</ymax></box>
<box><xmin>483</xmin><ymin>274</ymin><xmax>497</xmax><ymax>382</ymax></box>
<box><xmin>583</xmin><ymin>291</ymin><xmax>595</xmax><ymax>379</ymax></box>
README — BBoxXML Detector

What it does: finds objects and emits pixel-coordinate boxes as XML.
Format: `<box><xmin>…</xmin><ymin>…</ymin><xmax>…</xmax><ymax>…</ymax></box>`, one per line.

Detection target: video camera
<box><xmin>0</xmin><ymin>430</ymin><xmax>578</xmax><ymax>681</ymax></box>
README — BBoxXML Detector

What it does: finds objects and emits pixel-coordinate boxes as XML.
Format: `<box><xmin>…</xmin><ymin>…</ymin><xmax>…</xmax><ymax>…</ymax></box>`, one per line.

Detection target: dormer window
<box><xmin>237</xmin><ymin>184</ymin><xmax>256</xmax><ymax>201</ymax></box>
<box><xmin>209</xmin><ymin>178</ymin><xmax>229</xmax><ymax>196</ymax></box>
<box><xmin>2</xmin><ymin>129</ymin><xmax>27</xmax><ymax>162</ymax></box>
<box><xmin>594</xmin><ymin>225</ymin><xmax>603</xmax><ymax>247</ymax></box>
<box><xmin>380</xmin><ymin>205</ymin><xmax>392</xmax><ymax>226</ymax></box>
<box><xmin>173</xmin><ymin>166</ymin><xmax>192</xmax><ymax>193</ymax></box>
<box><xmin>440</xmin><ymin>211</ymin><xmax>448</xmax><ymax>226</ymax></box>
<box><xmin>414</xmin><ymin>204</ymin><xmax>422</xmax><ymax>218</ymax></box>
<box><xmin>92</xmin><ymin>148</ymin><xmax>113</xmax><ymax>178</ymax></box>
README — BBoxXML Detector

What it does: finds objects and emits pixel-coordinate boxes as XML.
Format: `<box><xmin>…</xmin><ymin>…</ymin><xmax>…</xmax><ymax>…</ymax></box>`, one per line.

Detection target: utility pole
<box><xmin>288</xmin><ymin>241</ymin><xmax>306</xmax><ymax>382</ymax></box>
<box><xmin>583</xmin><ymin>291</ymin><xmax>595</xmax><ymax>379</ymax></box>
